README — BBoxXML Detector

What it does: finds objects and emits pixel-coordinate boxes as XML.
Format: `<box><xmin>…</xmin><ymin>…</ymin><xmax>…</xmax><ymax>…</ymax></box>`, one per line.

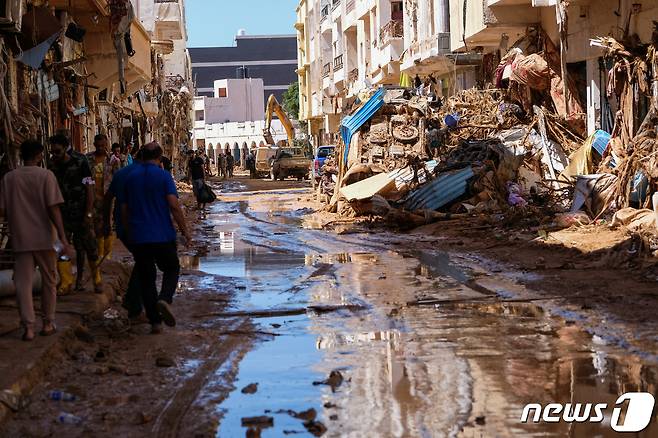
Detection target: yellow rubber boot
<box><xmin>96</xmin><ymin>238</ymin><xmax>105</xmax><ymax>260</ymax></box>
<box><xmin>103</xmin><ymin>234</ymin><xmax>114</xmax><ymax>260</ymax></box>
<box><xmin>57</xmin><ymin>260</ymin><xmax>74</xmax><ymax>295</ymax></box>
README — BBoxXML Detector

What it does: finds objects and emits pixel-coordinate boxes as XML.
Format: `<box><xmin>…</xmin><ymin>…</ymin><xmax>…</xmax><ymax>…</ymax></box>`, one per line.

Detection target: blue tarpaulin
<box><xmin>340</xmin><ymin>87</ymin><xmax>386</xmax><ymax>165</ymax></box>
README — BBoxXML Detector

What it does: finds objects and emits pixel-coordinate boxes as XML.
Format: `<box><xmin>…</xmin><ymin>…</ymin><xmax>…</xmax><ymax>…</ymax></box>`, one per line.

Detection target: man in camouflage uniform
<box><xmin>49</xmin><ymin>135</ymin><xmax>102</xmax><ymax>293</ymax></box>
<box><xmin>87</xmin><ymin>134</ymin><xmax>114</xmax><ymax>264</ymax></box>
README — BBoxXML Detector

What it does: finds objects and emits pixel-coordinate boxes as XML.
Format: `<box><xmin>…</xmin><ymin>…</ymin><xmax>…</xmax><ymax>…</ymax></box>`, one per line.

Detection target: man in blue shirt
<box><xmin>104</xmin><ymin>149</ymin><xmax>143</xmax><ymax>318</ymax></box>
<box><xmin>120</xmin><ymin>142</ymin><xmax>191</xmax><ymax>333</ymax></box>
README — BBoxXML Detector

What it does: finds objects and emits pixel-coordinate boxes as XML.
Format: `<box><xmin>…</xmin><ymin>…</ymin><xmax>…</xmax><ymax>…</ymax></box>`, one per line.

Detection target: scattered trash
<box><xmin>0</xmin><ymin>390</ymin><xmax>27</xmax><ymax>412</ymax></box>
<box><xmin>313</xmin><ymin>370</ymin><xmax>344</xmax><ymax>392</ymax></box>
<box><xmin>155</xmin><ymin>356</ymin><xmax>176</xmax><ymax>368</ymax></box>
<box><xmin>241</xmin><ymin>415</ymin><xmax>274</xmax><ymax>428</ymax></box>
<box><xmin>103</xmin><ymin>308</ymin><xmax>120</xmax><ymax>320</ymax></box>
<box><xmin>241</xmin><ymin>383</ymin><xmax>258</xmax><ymax>394</ymax></box>
<box><xmin>57</xmin><ymin>412</ymin><xmax>83</xmax><ymax>425</ymax></box>
<box><xmin>303</xmin><ymin>420</ymin><xmax>327</xmax><ymax>437</ymax></box>
<box><xmin>47</xmin><ymin>390</ymin><xmax>77</xmax><ymax>402</ymax></box>
<box><xmin>290</xmin><ymin>408</ymin><xmax>316</xmax><ymax>422</ymax></box>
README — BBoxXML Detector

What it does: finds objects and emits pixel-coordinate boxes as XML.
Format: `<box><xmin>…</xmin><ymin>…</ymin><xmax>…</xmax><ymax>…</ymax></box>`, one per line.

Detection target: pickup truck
<box><xmin>270</xmin><ymin>147</ymin><xmax>312</xmax><ymax>181</ymax></box>
<box><xmin>311</xmin><ymin>145</ymin><xmax>336</xmax><ymax>188</ymax></box>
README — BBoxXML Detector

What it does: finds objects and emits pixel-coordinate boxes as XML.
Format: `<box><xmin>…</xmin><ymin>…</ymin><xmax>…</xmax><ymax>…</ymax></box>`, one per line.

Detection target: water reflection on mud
<box><xmin>188</xmin><ymin>198</ymin><xmax>658</xmax><ymax>437</ymax></box>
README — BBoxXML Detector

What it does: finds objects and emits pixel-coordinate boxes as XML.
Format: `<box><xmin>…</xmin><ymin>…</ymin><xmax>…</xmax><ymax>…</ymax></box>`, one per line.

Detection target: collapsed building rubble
<box><xmin>318</xmin><ymin>26</ymin><xmax>658</xmax><ymax>250</ymax></box>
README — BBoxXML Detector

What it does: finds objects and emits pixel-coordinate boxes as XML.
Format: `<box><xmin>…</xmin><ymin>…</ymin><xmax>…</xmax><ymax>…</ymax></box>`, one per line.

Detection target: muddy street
<box><xmin>4</xmin><ymin>177</ymin><xmax>658</xmax><ymax>437</ymax></box>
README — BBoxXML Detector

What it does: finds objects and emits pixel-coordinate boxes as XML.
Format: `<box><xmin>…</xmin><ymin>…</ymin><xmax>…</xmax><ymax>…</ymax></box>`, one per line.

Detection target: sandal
<box><xmin>39</xmin><ymin>326</ymin><xmax>57</xmax><ymax>337</ymax></box>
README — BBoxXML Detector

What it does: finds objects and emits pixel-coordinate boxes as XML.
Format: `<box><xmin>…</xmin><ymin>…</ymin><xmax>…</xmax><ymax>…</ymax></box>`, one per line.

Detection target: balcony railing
<box><xmin>322</xmin><ymin>62</ymin><xmax>332</xmax><ymax>78</ymax></box>
<box><xmin>379</xmin><ymin>20</ymin><xmax>404</xmax><ymax>46</ymax></box>
<box><xmin>333</xmin><ymin>54</ymin><xmax>344</xmax><ymax>70</ymax></box>
<box><xmin>332</xmin><ymin>0</ymin><xmax>341</xmax><ymax>9</ymax></box>
<box><xmin>321</xmin><ymin>5</ymin><xmax>330</xmax><ymax>19</ymax></box>
<box><xmin>346</xmin><ymin>0</ymin><xmax>355</xmax><ymax>13</ymax></box>
<box><xmin>348</xmin><ymin>68</ymin><xmax>358</xmax><ymax>83</ymax></box>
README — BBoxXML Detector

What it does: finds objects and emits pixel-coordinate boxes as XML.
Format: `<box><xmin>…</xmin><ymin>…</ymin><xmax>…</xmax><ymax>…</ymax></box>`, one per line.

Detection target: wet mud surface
<box><xmin>3</xmin><ymin>177</ymin><xmax>658</xmax><ymax>437</ymax></box>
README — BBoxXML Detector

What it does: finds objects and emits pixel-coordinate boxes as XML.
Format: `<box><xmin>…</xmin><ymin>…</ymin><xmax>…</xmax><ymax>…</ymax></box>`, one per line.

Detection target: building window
<box><xmin>217</xmin><ymin>87</ymin><xmax>227</xmax><ymax>97</ymax></box>
<box><xmin>392</xmin><ymin>1</ymin><xmax>403</xmax><ymax>19</ymax></box>
<box><xmin>195</xmin><ymin>110</ymin><xmax>204</xmax><ymax>121</ymax></box>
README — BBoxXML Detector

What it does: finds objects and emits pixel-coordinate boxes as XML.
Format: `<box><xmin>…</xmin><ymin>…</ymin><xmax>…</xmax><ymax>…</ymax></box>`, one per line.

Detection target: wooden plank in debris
<box><xmin>339</xmin><ymin>172</ymin><xmax>396</xmax><ymax>201</ymax></box>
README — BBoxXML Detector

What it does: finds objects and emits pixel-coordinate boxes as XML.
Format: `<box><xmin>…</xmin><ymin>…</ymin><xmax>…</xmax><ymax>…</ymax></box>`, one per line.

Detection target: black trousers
<box><xmin>119</xmin><ymin>239</ymin><xmax>142</xmax><ymax>318</ymax></box>
<box><xmin>132</xmin><ymin>241</ymin><xmax>180</xmax><ymax>324</ymax></box>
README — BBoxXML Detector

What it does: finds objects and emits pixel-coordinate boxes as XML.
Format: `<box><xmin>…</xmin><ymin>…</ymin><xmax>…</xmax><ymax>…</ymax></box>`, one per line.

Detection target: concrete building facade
<box><xmin>189</xmin><ymin>34</ymin><xmax>298</xmax><ymax>105</ymax></box>
<box><xmin>296</xmin><ymin>0</ymin><xmax>457</xmax><ymax>143</ymax></box>
<box><xmin>298</xmin><ymin>0</ymin><xmax>658</xmax><ymax>139</ymax></box>
<box><xmin>192</xmin><ymin>78</ymin><xmax>287</xmax><ymax>158</ymax></box>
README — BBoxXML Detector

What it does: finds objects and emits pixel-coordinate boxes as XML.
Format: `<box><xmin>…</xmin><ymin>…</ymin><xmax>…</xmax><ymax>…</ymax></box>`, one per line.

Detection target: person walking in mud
<box><xmin>104</xmin><ymin>148</ymin><xmax>144</xmax><ymax>319</ymax></box>
<box><xmin>120</xmin><ymin>142</ymin><xmax>191</xmax><ymax>334</ymax></box>
<box><xmin>226</xmin><ymin>151</ymin><xmax>235</xmax><ymax>179</ymax></box>
<box><xmin>49</xmin><ymin>135</ymin><xmax>101</xmax><ymax>295</ymax></box>
<box><xmin>0</xmin><ymin>140</ymin><xmax>73</xmax><ymax>341</ymax></box>
<box><xmin>189</xmin><ymin>150</ymin><xmax>206</xmax><ymax>210</ymax></box>
<box><xmin>87</xmin><ymin>134</ymin><xmax>114</xmax><ymax>283</ymax></box>
<box><xmin>246</xmin><ymin>150</ymin><xmax>256</xmax><ymax>178</ymax></box>
<box><xmin>217</xmin><ymin>151</ymin><xmax>227</xmax><ymax>179</ymax></box>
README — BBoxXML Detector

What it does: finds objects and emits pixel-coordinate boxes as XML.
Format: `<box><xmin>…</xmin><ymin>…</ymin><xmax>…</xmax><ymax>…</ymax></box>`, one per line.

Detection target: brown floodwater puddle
<box><xmin>184</xmin><ymin>196</ymin><xmax>658</xmax><ymax>437</ymax></box>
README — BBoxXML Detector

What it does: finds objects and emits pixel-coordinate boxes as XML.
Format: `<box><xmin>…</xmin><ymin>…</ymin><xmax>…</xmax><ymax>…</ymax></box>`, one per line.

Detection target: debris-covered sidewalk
<box><xmin>0</xmin><ymin>246</ymin><xmax>131</xmax><ymax>425</ymax></box>
<box><xmin>316</xmin><ymin>25</ymin><xmax>658</xmax><ymax>267</ymax></box>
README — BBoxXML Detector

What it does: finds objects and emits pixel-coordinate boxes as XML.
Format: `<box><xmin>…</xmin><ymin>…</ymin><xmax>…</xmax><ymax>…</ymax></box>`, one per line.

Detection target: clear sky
<box><xmin>185</xmin><ymin>0</ymin><xmax>300</xmax><ymax>48</ymax></box>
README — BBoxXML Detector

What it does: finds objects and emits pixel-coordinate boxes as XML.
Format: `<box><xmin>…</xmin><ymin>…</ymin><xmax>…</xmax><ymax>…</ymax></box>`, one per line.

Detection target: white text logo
<box><xmin>520</xmin><ymin>392</ymin><xmax>655</xmax><ymax>432</ymax></box>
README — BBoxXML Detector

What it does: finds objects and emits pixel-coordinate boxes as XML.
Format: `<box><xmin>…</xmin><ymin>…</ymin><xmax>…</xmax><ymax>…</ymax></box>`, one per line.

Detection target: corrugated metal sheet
<box><xmin>340</xmin><ymin>87</ymin><xmax>386</xmax><ymax>165</ymax></box>
<box><xmin>404</xmin><ymin>167</ymin><xmax>474</xmax><ymax>211</ymax></box>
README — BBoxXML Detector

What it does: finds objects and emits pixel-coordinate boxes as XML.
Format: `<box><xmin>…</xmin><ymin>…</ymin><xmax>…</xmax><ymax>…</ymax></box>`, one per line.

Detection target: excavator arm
<box><xmin>264</xmin><ymin>94</ymin><xmax>295</xmax><ymax>146</ymax></box>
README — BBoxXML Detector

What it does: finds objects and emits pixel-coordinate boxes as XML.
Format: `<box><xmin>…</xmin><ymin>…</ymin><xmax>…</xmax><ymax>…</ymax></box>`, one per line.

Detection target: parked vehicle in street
<box><xmin>311</xmin><ymin>145</ymin><xmax>335</xmax><ymax>188</ymax></box>
<box><xmin>270</xmin><ymin>147</ymin><xmax>312</xmax><ymax>181</ymax></box>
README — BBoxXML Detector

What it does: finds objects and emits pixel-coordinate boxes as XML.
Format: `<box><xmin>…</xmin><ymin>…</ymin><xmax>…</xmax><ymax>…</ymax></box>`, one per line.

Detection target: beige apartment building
<box><xmin>297</xmin><ymin>0</ymin><xmax>658</xmax><ymax>141</ymax></box>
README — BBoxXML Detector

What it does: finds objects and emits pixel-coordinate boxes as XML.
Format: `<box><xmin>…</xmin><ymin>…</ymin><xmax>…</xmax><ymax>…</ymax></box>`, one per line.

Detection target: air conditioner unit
<box><xmin>0</xmin><ymin>0</ymin><xmax>24</xmax><ymax>33</ymax></box>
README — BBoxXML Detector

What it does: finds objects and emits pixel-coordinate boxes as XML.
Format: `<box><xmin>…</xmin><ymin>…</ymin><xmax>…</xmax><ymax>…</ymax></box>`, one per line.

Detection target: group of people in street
<box><xmin>0</xmin><ymin>137</ymin><xmax>190</xmax><ymax>341</ymax></box>
<box><xmin>187</xmin><ymin>147</ymin><xmax>243</xmax><ymax>209</ymax></box>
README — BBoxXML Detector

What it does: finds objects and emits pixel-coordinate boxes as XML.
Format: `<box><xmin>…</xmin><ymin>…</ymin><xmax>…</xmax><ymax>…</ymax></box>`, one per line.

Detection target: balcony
<box><xmin>154</xmin><ymin>0</ymin><xmax>184</xmax><ymax>41</ymax></box>
<box><xmin>322</xmin><ymin>62</ymin><xmax>332</xmax><ymax>78</ymax></box>
<box><xmin>332</xmin><ymin>0</ymin><xmax>341</xmax><ymax>9</ymax></box>
<box><xmin>400</xmin><ymin>32</ymin><xmax>454</xmax><ymax>76</ymax></box>
<box><xmin>321</xmin><ymin>4</ymin><xmax>330</xmax><ymax>21</ymax></box>
<box><xmin>345</xmin><ymin>0</ymin><xmax>355</xmax><ymax>14</ymax></box>
<box><xmin>379</xmin><ymin>20</ymin><xmax>404</xmax><ymax>46</ymax></box>
<box><xmin>83</xmin><ymin>18</ymin><xmax>152</xmax><ymax>95</ymax></box>
<box><xmin>333</xmin><ymin>54</ymin><xmax>344</xmax><ymax>70</ymax></box>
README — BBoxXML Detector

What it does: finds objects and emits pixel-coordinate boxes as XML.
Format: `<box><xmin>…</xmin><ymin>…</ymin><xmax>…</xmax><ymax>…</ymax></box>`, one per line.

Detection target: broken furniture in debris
<box><xmin>317</xmin><ymin>25</ymin><xmax>658</xmax><ymax>255</ymax></box>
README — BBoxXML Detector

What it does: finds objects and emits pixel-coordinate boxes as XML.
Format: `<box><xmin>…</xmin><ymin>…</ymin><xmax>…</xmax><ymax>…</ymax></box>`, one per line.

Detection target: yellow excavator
<box><xmin>263</xmin><ymin>94</ymin><xmax>295</xmax><ymax>146</ymax></box>
<box><xmin>260</xmin><ymin>94</ymin><xmax>311</xmax><ymax>181</ymax></box>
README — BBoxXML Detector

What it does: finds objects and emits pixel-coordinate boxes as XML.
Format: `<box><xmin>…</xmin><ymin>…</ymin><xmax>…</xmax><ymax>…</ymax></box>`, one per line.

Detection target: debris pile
<box><xmin>318</xmin><ymin>25</ymin><xmax>658</xmax><ymax>249</ymax></box>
